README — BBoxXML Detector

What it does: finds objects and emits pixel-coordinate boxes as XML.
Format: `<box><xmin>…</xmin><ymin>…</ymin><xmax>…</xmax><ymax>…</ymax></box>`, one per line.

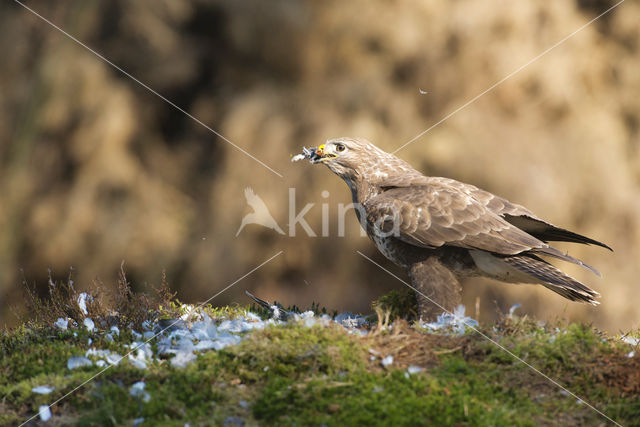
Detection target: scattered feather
<box><xmin>67</xmin><ymin>356</ymin><xmax>92</xmax><ymax>370</ymax></box>
<box><xmin>335</xmin><ymin>312</ymin><xmax>369</xmax><ymax>329</ymax></box>
<box><xmin>83</xmin><ymin>318</ymin><xmax>95</xmax><ymax>332</ymax></box>
<box><xmin>419</xmin><ymin>305</ymin><xmax>478</xmax><ymax>335</ymax></box>
<box><xmin>170</xmin><ymin>350</ymin><xmax>197</xmax><ymax>368</ymax></box>
<box><xmin>39</xmin><ymin>405</ymin><xmax>52</xmax><ymax>421</ymax></box>
<box><xmin>381</xmin><ymin>355</ymin><xmax>394</xmax><ymax>367</ymax></box>
<box><xmin>32</xmin><ymin>385</ymin><xmax>54</xmax><ymax>394</ymax></box>
<box><xmin>54</xmin><ymin>318</ymin><xmax>68</xmax><ymax>330</ymax></box>
<box><xmin>105</xmin><ymin>353</ymin><xmax>123</xmax><ymax>365</ymax></box>
<box><xmin>407</xmin><ymin>365</ymin><xmax>424</xmax><ymax>375</ymax></box>
<box><xmin>77</xmin><ymin>293</ymin><xmax>90</xmax><ymax>315</ymax></box>
<box><xmin>508</xmin><ymin>303</ymin><xmax>521</xmax><ymax>318</ymax></box>
<box><xmin>291</xmin><ymin>147</ymin><xmax>316</xmax><ymax>163</ymax></box>
<box><xmin>129</xmin><ymin>381</ymin><xmax>150</xmax><ymax>403</ymax></box>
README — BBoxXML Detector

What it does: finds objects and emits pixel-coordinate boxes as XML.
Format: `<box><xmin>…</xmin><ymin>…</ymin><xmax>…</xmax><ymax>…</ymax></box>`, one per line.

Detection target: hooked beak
<box><xmin>308</xmin><ymin>144</ymin><xmax>337</xmax><ymax>164</ymax></box>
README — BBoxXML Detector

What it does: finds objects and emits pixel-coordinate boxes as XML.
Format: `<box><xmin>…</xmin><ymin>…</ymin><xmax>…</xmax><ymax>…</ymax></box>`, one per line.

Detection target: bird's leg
<box><xmin>409</xmin><ymin>257</ymin><xmax>462</xmax><ymax>321</ymax></box>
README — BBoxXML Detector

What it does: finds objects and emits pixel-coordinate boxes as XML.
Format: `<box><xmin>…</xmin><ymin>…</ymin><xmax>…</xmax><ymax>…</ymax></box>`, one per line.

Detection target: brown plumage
<box><xmin>299</xmin><ymin>137</ymin><xmax>611</xmax><ymax>319</ymax></box>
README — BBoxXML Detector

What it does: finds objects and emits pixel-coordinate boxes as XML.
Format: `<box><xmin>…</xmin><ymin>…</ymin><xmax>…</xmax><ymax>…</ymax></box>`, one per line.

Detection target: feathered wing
<box><xmin>447</xmin><ymin>179</ymin><xmax>612</xmax><ymax>250</ymax></box>
<box><xmin>365</xmin><ymin>182</ymin><xmax>603</xmax><ymax>274</ymax></box>
<box><xmin>364</xmin><ymin>184</ymin><xmax>551</xmax><ymax>255</ymax></box>
<box><xmin>501</xmin><ymin>214</ymin><xmax>612</xmax><ymax>250</ymax></box>
<box><xmin>388</xmin><ymin>176</ymin><xmax>612</xmax><ymax>251</ymax></box>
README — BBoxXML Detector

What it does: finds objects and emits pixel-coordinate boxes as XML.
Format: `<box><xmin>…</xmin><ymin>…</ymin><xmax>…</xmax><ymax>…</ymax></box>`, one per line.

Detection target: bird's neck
<box><xmin>347</xmin><ymin>178</ymin><xmax>383</xmax><ymax>205</ymax></box>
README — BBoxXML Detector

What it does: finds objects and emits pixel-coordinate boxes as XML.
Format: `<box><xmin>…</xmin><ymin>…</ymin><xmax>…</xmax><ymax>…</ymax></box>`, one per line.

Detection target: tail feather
<box><xmin>502</xmin><ymin>255</ymin><xmax>600</xmax><ymax>305</ymax></box>
<box><xmin>534</xmin><ymin>245</ymin><xmax>602</xmax><ymax>277</ymax></box>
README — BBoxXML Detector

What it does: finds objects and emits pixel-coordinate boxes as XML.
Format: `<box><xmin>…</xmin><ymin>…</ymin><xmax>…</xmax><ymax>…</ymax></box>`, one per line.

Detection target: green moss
<box><xmin>2</xmin><ymin>308</ymin><xmax>639</xmax><ymax>425</ymax></box>
<box><xmin>225</xmin><ymin>323</ymin><xmax>365</xmax><ymax>381</ymax></box>
<box><xmin>254</xmin><ymin>366</ymin><xmax>540</xmax><ymax>426</ymax></box>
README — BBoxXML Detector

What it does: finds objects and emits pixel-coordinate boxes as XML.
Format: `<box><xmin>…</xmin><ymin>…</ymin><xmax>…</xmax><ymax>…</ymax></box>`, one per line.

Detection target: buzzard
<box><xmin>295</xmin><ymin>137</ymin><xmax>611</xmax><ymax>319</ymax></box>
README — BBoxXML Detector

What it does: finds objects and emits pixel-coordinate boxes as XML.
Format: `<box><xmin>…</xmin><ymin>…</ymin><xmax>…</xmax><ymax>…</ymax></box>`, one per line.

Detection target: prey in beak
<box><xmin>291</xmin><ymin>144</ymin><xmax>337</xmax><ymax>164</ymax></box>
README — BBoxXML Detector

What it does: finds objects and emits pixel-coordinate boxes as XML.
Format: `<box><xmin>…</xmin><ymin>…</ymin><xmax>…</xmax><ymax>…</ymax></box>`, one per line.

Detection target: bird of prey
<box><xmin>294</xmin><ymin>137</ymin><xmax>611</xmax><ymax>320</ymax></box>
<box><xmin>236</xmin><ymin>187</ymin><xmax>285</xmax><ymax>236</ymax></box>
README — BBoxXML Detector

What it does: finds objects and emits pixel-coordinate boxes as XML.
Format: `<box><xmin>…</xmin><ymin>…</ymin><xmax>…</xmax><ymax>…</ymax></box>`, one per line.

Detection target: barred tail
<box><xmin>502</xmin><ymin>255</ymin><xmax>600</xmax><ymax>305</ymax></box>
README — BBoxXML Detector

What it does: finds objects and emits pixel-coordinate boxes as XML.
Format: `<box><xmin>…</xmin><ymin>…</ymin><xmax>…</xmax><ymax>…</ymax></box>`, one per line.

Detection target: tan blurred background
<box><xmin>1</xmin><ymin>0</ymin><xmax>638</xmax><ymax>332</ymax></box>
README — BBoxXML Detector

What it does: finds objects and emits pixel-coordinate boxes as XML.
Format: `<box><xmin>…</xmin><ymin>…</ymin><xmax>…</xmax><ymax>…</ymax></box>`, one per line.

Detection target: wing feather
<box><xmin>364</xmin><ymin>185</ymin><xmax>546</xmax><ymax>255</ymax></box>
<box><xmin>368</xmin><ymin>177</ymin><xmax>610</xmax><ymax>268</ymax></box>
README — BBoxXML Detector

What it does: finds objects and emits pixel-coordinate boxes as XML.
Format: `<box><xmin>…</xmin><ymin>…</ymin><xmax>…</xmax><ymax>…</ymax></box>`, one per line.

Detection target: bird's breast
<box><xmin>370</xmin><ymin>234</ymin><xmax>396</xmax><ymax>261</ymax></box>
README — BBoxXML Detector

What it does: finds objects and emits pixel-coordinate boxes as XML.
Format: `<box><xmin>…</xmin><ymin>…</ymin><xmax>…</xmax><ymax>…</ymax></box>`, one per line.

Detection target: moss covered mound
<box><xmin>2</xmin><ymin>306</ymin><xmax>639</xmax><ymax>426</ymax></box>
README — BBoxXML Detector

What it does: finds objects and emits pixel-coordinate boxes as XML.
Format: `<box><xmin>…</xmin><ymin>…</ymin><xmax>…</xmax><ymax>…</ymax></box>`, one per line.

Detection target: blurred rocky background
<box><xmin>1</xmin><ymin>0</ymin><xmax>638</xmax><ymax>331</ymax></box>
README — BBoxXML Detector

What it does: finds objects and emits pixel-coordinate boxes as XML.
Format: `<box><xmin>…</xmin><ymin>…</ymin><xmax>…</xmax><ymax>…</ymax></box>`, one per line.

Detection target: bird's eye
<box><xmin>335</xmin><ymin>143</ymin><xmax>346</xmax><ymax>152</ymax></box>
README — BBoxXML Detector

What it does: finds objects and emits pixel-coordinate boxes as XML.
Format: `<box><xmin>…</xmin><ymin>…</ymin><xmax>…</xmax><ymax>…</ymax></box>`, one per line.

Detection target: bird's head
<box><xmin>305</xmin><ymin>137</ymin><xmax>418</xmax><ymax>185</ymax></box>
